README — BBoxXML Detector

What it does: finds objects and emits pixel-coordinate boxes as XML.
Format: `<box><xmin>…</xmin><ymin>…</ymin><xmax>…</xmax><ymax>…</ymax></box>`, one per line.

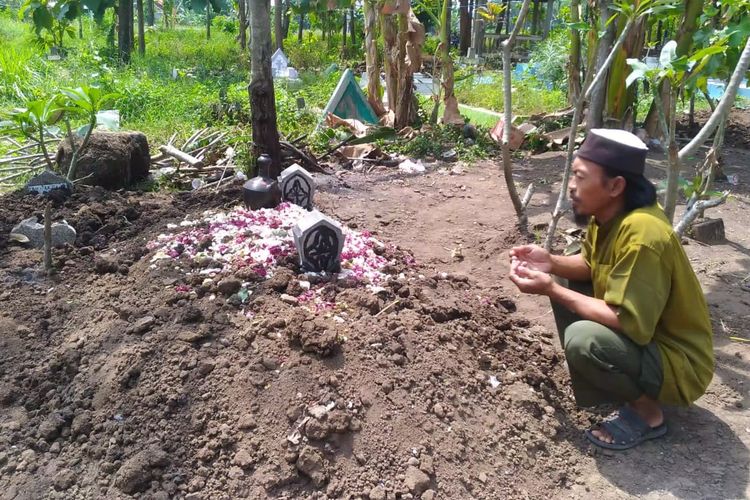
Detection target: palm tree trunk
<box><xmin>248</xmin><ymin>0</ymin><xmax>282</xmax><ymax>175</ymax></box>
<box><xmin>298</xmin><ymin>13</ymin><xmax>304</xmax><ymax>42</ymax></box>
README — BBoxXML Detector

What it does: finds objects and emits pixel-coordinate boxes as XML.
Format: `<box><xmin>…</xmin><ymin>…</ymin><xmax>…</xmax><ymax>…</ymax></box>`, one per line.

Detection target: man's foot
<box><xmin>586</xmin><ymin>404</ymin><xmax>667</xmax><ymax>451</ymax></box>
<box><xmin>590</xmin><ymin>397</ymin><xmax>664</xmax><ymax>445</ymax></box>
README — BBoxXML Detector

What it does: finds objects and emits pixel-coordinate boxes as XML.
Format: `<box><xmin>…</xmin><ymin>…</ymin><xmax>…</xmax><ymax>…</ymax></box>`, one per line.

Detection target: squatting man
<box><xmin>508</xmin><ymin>129</ymin><xmax>714</xmax><ymax>450</ymax></box>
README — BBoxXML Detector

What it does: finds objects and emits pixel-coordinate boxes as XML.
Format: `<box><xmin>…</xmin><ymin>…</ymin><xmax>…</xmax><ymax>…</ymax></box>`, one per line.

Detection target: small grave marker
<box><xmin>279</xmin><ymin>164</ymin><xmax>315</xmax><ymax>210</ymax></box>
<box><xmin>292</xmin><ymin>211</ymin><xmax>344</xmax><ymax>273</ymax></box>
<box><xmin>26</xmin><ymin>170</ymin><xmax>72</xmax><ymax>196</ymax></box>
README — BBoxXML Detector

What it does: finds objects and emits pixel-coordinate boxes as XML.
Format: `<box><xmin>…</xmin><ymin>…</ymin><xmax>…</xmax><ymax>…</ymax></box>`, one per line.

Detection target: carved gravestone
<box><xmin>279</xmin><ymin>164</ymin><xmax>315</xmax><ymax>210</ymax></box>
<box><xmin>292</xmin><ymin>211</ymin><xmax>344</xmax><ymax>273</ymax></box>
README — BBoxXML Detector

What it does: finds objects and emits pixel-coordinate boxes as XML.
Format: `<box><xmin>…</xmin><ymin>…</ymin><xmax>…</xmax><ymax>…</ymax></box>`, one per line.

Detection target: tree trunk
<box><xmin>567</xmin><ymin>0</ymin><xmax>581</xmax><ymax>105</ymax></box>
<box><xmin>586</xmin><ymin>0</ymin><xmax>615</xmax><ymax>131</ymax></box>
<box><xmin>137</xmin><ymin>0</ymin><xmax>145</xmax><ymax>56</ymax></box>
<box><xmin>381</xmin><ymin>13</ymin><xmax>399</xmax><ymax>111</ymax></box>
<box><xmin>503</xmin><ymin>0</ymin><xmax>511</xmax><ymax>34</ymax></box>
<box><xmin>282</xmin><ymin>0</ymin><xmax>291</xmax><ymax>37</ymax></box>
<box><xmin>364</xmin><ymin>0</ymin><xmax>386</xmax><ymax>116</ymax></box>
<box><xmin>78</xmin><ymin>15</ymin><xmax>83</xmax><ymax>38</ymax></box>
<box><xmin>129</xmin><ymin>0</ymin><xmax>135</xmax><ymax>52</ymax></box>
<box><xmin>206</xmin><ymin>2</ymin><xmax>211</xmax><ymax>40</ymax></box>
<box><xmin>441</xmin><ymin>0</ymin><xmax>460</xmax><ymax>125</ymax></box>
<box><xmin>542</xmin><ymin>0</ymin><xmax>553</xmax><ymax>37</ymax></box>
<box><xmin>531</xmin><ymin>0</ymin><xmax>541</xmax><ymax>34</ymax></box>
<box><xmin>274</xmin><ymin>0</ymin><xmax>283</xmax><ymax>50</ymax></box>
<box><xmin>147</xmin><ymin>0</ymin><xmax>154</xmax><ymax>26</ymax></box>
<box><xmin>459</xmin><ymin>0</ymin><xmax>471</xmax><ymax>56</ymax></box>
<box><xmin>471</xmin><ymin>0</ymin><xmax>486</xmax><ymax>56</ymax></box>
<box><xmin>239</xmin><ymin>0</ymin><xmax>248</xmax><ymax>50</ymax></box>
<box><xmin>394</xmin><ymin>12</ymin><xmax>417</xmax><ymax>129</ymax></box>
<box><xmin>298</xmin><ymin>13</ymin><xmax>304</xmax><ymax>42</ymax></box>
<box><xmin>342</xmin><ymin>10</ymin><xmax>348</xmax><ymax>58</ymax></box>
<box><xmin>118</xmin><ymin>0</ymin><xmax>131</xmax><ymax>63</ymax></box>
<box><xmin>350</xmin><ymin>6</ymin><xmax>356</xmax><ymax>48</ymax></box>
<box><xmin>248</xmin><ymin>0</ymin><xmax>282</xmax><ymax>175</ymax></box>
<box><xmin>502</xmin><ymin>0</ymin><xmax>533</xmax><ymax>228</ymax></box>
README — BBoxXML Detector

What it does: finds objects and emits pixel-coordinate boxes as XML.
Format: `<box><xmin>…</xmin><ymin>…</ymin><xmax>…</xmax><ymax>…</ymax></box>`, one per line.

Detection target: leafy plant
<box><xmin>0</xmin><ymin>94</ymin><xmax>64</xmax><ymax>169</ymax></box>
<box><xmin>58</xmin><ymin>85</ymin><xmax>119</xmax><ymax>179</ymax></box>
<box><xmin>20</xmin><ymin>0</ymin><xmax>81</xmax><ymax>50</ymax></box>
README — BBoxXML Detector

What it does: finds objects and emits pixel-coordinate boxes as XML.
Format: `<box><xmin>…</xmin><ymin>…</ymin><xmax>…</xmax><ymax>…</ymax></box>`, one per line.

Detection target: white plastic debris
<box><xmin>488</xmin><ymin>375</ymin><xmax>501</xmax><ymax>389</ymax></box>
<box><xmin>398</xmin><ymin>159</ymin><xmax>426</xmax><ymax>174</ymax></box>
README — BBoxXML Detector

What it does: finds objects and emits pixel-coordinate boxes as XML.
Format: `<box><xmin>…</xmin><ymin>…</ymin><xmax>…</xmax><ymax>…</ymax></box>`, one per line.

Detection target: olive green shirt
<box><xmin>582</xmin><ymin>203</ymin><xmax>714</xmax><ymax>405</ymax></box>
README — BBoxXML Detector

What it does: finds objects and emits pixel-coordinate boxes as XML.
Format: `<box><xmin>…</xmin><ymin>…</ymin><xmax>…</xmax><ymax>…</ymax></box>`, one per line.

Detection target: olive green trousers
<box><xmin>551</xmin><ymin>279</ymin><xmax>663</xmax><ymax>407</ymax></box>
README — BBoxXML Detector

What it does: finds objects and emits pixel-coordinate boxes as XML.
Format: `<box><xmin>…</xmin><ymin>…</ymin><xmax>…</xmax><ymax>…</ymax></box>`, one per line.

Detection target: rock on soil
<box><xmin>113</xmin><ymin>446</ymin><xmax>169</xmax><ymax>494</ymax></box>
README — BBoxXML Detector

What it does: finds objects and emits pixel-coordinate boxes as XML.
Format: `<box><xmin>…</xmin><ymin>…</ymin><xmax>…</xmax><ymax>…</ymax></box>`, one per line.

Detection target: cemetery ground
<box><xmin>0</xmin><ymin>111</ymin><xmax>749</xmax><ymax>499</ymax></box>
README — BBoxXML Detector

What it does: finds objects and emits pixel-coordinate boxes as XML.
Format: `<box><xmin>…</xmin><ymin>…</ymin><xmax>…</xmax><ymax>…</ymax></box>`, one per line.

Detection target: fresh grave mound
<box><xmin>0</xmin><ymin>188</ymin><xmax>582</xmax><ymax>500</ymax></box>
<box><xmin>146</xmin><ymin>202</ymin><xmax>407</xmax><ymax>314</ymax></box>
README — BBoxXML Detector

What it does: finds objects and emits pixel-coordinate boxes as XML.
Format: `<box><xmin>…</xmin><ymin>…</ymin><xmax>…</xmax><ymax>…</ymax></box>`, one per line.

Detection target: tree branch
<box><xmin>678</xmin><ymin>36</ymin><xmax>750</xmax><ymax>161</ymax></box>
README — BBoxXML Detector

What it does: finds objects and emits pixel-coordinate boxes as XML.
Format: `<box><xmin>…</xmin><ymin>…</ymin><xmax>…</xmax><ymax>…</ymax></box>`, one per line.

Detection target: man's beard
<box><xmin>571</xmin><ymin>207</ymin><xmax>589</xmax><ymax>227</ymax></box>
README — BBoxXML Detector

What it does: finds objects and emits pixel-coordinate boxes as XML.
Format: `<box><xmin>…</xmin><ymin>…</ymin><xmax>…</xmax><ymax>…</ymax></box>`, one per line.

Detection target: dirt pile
<box><xmin>0</xmin><ymin>181</ymin><xmax>584</xmax><ymax>499</ymax></box>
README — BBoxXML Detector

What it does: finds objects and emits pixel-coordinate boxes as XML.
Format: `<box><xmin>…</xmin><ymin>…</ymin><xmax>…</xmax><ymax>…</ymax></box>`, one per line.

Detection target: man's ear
<box><xmin>609</xmin><ymin>176</ymin><xmax>626</xmax><ymax>198</ymax></box>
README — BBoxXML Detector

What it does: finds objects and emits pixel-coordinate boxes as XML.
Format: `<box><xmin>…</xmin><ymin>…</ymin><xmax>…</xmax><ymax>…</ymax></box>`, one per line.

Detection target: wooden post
<box><xmin>44</xmin><ymin>202</ymin><xmax>53</xmax><ymax>273</ymax></box>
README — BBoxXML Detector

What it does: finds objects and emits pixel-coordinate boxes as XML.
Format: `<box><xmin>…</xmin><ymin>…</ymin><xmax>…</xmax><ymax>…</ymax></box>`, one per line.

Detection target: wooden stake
<box><xmin>44</xmin><ymin>202</ymin><xmax>53</xmax><ymax>273</ymax></box>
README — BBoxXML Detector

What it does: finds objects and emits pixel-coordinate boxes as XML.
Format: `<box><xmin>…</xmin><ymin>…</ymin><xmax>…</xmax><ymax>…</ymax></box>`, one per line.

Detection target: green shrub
<box><xmin>528</xmin><ymin>28</ymin><xmax>570</xmax><ymax>92</ymax></box>
<box><xmin>454</xmin><ymin>72</ymin><xmax>567</xmax><ymax>116</ymax></box>
<box><xmin>285</xmin><ymin>33</ymin><xmax>338</xmax><ymax>70</ymax></box>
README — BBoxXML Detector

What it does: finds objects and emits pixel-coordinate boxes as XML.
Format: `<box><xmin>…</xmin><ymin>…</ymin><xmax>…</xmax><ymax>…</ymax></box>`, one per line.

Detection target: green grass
<box><xmin>454</xmin><ymin>71</ymin><xmax>569</xmax><ymax>117</ymax></box>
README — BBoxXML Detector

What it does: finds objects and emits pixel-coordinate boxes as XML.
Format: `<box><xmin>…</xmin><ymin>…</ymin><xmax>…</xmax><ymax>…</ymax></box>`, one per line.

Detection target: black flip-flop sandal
<box><xmin>585</xmin><ymin>406</ymin><xmax>667</xmax><ymax>451</ymax></box>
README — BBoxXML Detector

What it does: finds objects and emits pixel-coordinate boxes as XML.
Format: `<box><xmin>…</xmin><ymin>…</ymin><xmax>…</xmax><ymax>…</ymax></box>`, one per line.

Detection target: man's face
<box><xmin>568</xmin><ymin>157</ymin><xmax>614</xmax><ymax>225</ymax></box>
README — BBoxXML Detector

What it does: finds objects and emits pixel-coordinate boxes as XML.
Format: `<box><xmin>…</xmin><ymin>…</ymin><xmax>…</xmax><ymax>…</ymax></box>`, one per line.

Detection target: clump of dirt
<box><xmin>0</xmin><ymin>180</ymin><xmax>584</xmax><ymax>499</ymax></box>
<box><xmin>677</xmin><ymin>108</ymin><xmax>750</xmax><ymax>150</ymax></box>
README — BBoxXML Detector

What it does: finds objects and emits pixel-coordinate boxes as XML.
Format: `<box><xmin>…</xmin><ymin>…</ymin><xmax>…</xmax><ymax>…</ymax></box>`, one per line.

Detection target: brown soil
<box><xmin>1</xmin><ymin>112</ymin><xmax>749</xmax><ymax>500</ymax></box>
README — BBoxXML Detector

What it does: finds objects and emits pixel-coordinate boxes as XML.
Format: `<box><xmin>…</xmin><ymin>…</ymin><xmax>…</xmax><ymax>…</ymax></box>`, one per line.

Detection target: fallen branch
<box><xmin>159</xmin><ymin>145</ymin><xmax>205</xmax><ymax>169</ymax></box>
<box><xmin>0</xmin><ymin>153</ymin><xmax>45</xmax><ymax>165</ymax></box>
<box><xmin>183</xmin><ymin>128</ymin><xmax>209</xmax><ymax>150</ymax></box>
<box><xmin>674</xmin><ymin>191</ymin><xmax>729</xmax><ymax>238</ymax></box>
<box><xmin>0</xmin><ymin>166</ymin><xmax>44</xmax><ymax>183</ymax></box>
